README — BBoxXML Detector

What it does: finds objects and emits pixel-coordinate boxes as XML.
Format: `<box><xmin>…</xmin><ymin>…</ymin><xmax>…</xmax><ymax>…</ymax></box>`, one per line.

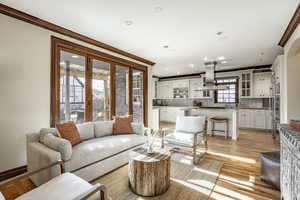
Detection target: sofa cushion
<box><xmin>113</xmin><ymin>115</ymin><xmax>134</xmax><ymax>135</ymax></box>
<box><xmin>76</xmin><ymin>122</ymin><xmax>94</xmax><ymax>140</ymax></box>
<box><xmin>65</xmin><ymin>134</ymin><xmax>146</xmax><ymax>172</ymax></box>
<box><xmin>165</xmin><ymin>132</ymin><xmax>204</xmax><ymax>147</ymax></box>
<box><xmin>131</xmin><ymin>122</ymin><xmax>144</xmax><ymax>135</ymax></box>
<box><xmin>16</xmin><ymin>173</ymin><xmax>93</xmax><ymax>200</ymax></box>
<box><xmin>39</xmin><ymin>128</ymin><xmax>58</xmax><ymax>144</ymax></box>
<box><xmin>94</xmin><ymin>121</ymin><xmax>113</xmax><ymax>138</ymax></box>
<box><xmin>56</xmin><ymin>121</ymin><xmax>81</xmax><ymax>146</ymax></box>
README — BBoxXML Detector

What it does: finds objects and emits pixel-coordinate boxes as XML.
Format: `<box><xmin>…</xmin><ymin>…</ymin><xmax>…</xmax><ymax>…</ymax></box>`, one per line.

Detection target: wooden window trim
<box><xmin>51</xmin><ymin>37</ymin><xmax>148</xmax><ymax>127</ymax></box>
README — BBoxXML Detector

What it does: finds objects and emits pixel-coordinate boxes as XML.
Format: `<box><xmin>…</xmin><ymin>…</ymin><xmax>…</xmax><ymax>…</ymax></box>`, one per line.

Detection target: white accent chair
<box><xmin>0</xmin><ymin>161</ymin><xmax>108</xmax><ymax>200</ymax></box>
<box><xmin>163</xmin><ymin>116</ymin><xmax>208</xmax><ymax>164</ymax></box>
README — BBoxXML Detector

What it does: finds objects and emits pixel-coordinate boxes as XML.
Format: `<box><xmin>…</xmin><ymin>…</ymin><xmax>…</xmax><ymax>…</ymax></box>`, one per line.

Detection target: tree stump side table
<box><xmin>128</xmin><ymin>147</ymin><xmax>171</xmax><ymax>197</ymax></box>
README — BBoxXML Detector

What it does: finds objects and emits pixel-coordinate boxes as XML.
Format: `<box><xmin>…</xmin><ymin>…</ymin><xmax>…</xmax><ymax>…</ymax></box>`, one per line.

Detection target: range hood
<box><xmin>194</xmin><ymin>61</ymin><xmax>229</xmax><ymax>91</ymax></box>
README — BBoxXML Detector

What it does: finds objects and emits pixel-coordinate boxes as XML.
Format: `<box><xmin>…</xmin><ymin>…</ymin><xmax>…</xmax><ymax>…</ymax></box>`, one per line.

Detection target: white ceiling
<box><xmin>1</xmin><ymin>0</ymin><xmax>298</xmax><ymax>77</ymax></box>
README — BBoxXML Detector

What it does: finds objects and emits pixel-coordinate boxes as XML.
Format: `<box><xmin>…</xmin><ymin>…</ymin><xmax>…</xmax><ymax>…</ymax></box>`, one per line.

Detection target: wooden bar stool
<box><xmin>209</xmin><ymin>117</ymin><xmax>228</xmax><ymax>139</ymax></box>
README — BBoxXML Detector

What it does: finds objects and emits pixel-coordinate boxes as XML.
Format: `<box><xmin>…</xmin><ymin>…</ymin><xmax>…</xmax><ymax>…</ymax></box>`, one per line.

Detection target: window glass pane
<box><xmin>60</xmin><ymin>51</ymin><xmax>85</xmax><ymax>124</ymax></box>
<box><xmin>216</xmin><ymin>79</ymin><xmax>237</xmax><ymax>103</ymax></box>
<box><xmin>116</xmin><ymin>65</ymin><xmax>129</xmax><ymax>116</ymax></box>
<box><xmin>132</xmin><ymin>70</ymin><xmax>144</xmax><ymax>123</ymax></box>
<box><xmin>92</xmin><ymin>59</ymin><xmax>110</xmax><ymax>121</ymax></box>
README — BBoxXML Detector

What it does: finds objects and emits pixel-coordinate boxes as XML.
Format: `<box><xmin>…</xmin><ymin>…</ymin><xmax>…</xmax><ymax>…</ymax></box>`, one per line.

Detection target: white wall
<box><xmin>286</xmin><ymin>52</ymin><xmax>300</xmax><ymax>121</ymax></box>
<box><xmin>282</xmin><ymin>23</ymin><xmax>300</xmax><ymax>122</ymax></box>
<box><xmin>0</xmin><ymin>13</ymin><xmax>152</xmax><ymax>172</ymax></box>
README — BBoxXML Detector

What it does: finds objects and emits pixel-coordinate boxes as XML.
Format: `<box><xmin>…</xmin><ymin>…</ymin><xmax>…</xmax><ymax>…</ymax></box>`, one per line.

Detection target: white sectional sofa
<box><xmin>26</xmin><ymin>121</ymin><xmax>146</xmax><ymax>186</ymax></box>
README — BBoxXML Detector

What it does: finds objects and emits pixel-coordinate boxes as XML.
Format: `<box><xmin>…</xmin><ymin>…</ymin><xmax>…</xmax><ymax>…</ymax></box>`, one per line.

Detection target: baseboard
<box><xmin>0</xmin><ymin>165</ymin><xmax>27</xmax><ymax>182</ymax></box>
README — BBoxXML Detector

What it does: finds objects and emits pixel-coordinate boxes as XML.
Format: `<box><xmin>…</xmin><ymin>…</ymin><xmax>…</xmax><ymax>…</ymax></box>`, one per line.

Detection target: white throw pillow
<box><xmin>76</xmin><ymin>122</ymin><xmax>95</xmax><ymax>140</ymax></box>
<box><xmin>94</xmin><ymin>121</ymin><xmax>113</xmax><ymax>138</ymax></box>
<box><xmin>39</xmin><ymin>128</ymin><xmax>58</xmax><ymax>144</ymax></box>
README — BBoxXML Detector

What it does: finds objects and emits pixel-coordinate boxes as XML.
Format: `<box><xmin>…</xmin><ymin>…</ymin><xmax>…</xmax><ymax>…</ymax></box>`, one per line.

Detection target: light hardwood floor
<box><xmin>0</xmin><ymin>127</ymin><xmax>280</xmax><ymax>200</ymax></box>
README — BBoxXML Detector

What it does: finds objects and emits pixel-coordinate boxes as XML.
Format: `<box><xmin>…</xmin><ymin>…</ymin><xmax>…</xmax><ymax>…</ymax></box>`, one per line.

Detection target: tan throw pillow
<box><xmin>113</xmin><ymin>115</ymin><xmax>134</xmax><ymax>135</ymax></box>
<box><xmin>56</xmin><ymin>121</ymin><xmax>81</xmax><ymax>146</ymax></box>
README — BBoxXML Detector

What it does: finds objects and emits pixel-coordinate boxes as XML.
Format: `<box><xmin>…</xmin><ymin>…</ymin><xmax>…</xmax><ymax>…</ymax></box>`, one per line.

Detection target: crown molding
<box><xmin>278</xmin><ymin>4</ymin><xmax>300</xmax><ymax>47</ymax></box>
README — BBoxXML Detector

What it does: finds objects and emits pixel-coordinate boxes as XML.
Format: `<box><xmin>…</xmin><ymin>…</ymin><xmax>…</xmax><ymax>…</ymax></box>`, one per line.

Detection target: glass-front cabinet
<box><xmin>240</xmin><ymin>71</ymin><xmax>252</xmax><ymax>98</ymax></box>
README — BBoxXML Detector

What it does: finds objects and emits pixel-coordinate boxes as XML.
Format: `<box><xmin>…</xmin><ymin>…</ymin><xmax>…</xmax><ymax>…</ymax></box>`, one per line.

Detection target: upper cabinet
<box><xmin>189</xmin><ymin>79</ymin><xmax>203</xmax><ymax>98</ymax></box>
<box><xmin>239</xmin><ymin>70</ymin><xmax>272</xmax><ymax>98</ymax></box>
<box><xmin>157</xmin><ymin>80</ymin><xmax>189</xmax><ymax>99</ymax></box>
<box><xmin>253</xmin><ymin>72</ymin><xmax>272</xmax><ymax>98</ymax></box>
<box><xmin>156</xmin><ymin>69</ymin><xmax>272</xmax><ymax>100</ymax></box>
<box><xmin>157</xmin><ymin>81</ymin><xmax>173</xmax><ymax>99</ymax></box>
<box><xmin>240</xmin><ymin>71</ymin><xmax>252</xmax><ymax>98</ymax></box>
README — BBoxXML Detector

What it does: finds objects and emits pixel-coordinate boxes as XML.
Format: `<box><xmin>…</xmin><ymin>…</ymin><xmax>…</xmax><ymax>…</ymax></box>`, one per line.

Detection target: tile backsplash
<box><xmin>153</xmin><ymin>98</ymin><xmax>270</xmax><ymax>108</ymax></box>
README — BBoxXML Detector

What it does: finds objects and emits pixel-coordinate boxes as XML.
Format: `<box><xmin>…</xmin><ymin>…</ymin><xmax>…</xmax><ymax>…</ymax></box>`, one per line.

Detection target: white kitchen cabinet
<box><xmin>265</xmin><ymin>110</ymin><xmax>272</xmax><ymax>130</ymax></box>
<box><xmin>157</xmin><ymin>80</ymin><xmax>189</xmax><ymax>99</ymax></box>
<box><xmin>253</xmin><ymin>72</ymin><xmax>272</xmax><ymax>98</ymax></box>
<box><xmin>189</xmin><ymin>79</ymin><xmax>203</xmax><ymax>98</ymax></box>
<box><xmin>156</xmin><ymin>81</ymin><xmax>173</xmax><ymax>99</ymax></box>
<box><xmin>159</xmin><ymin>108</ymin><xmax>167</xmax><ymax>121</ymax></box>
<box><xmin>173</xmin><ymin>80</ymin><xmax>189</xmax><ymax>88</ymax></box>
<box><xmin>240</xmin><ymin>71</ymin><xmax>253</xmax><ymax>98</ymax></box>
<box><xmin>253</xmin><ymin>110</ymin><xmax>266</xmax><ymax>129</ymax></box>
<box><xmin>239</xmin><ymin>109</ymin><xmax>272</xmax><ymax>130</ymax></box>
<box><xmin>239</xmin><ymin>110</ymin><xmax>252</xmax><ymax>128</ymax></box>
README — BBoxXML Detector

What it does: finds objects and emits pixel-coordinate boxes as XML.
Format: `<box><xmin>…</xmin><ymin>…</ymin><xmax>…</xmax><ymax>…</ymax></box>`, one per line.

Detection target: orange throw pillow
<box><xmin>113</xmin><ymin>115</ymin><xmax>134</xmax><ymax>135</ymax></box>
<box><xmin>56</xmin><ymin>121</ymin><xmax>81</xmax><ymax>146</ymax></box>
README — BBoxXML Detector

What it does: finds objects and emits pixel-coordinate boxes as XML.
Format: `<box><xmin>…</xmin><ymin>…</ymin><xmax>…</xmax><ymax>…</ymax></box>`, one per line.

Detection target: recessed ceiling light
<box><xmin>189</xmin><ymin>64</ymin><xmax>195</xmax><ymax>68</ymax></box>
<box><xmin>154</xmin><ymin>6</ymin><xmax>163</xmax><ymax>13</ymax></box>
<box><xmin>71</xmin><ymin>55</ymin><xmax>79</xmax><ymax>58</ymax></box>
<box><xmin>163</xmin><ymin>45</ymin><xmax>169</xmax><ymax>48</ymax></box>
<box><xmin>177</xmin><ymin>72</ymin><xmax>180</xmax><ymax>75</ymax></box>
<box><xmin>221</xmin><ymin>60</ymin><xmax>228</xmax><ymax>64</ymax></box>
<box><xmin>124</xmin><ymin>20</ymin><xmax>133</xmax><ymax>26</ymax></box>
<box><xmin>216</xmin><ymin>31</ymin><xmax>224</xmax><ymax>36</ymax></box>
<box><xmin>218</xmin><ymin>56</ymin><xmax>226</xmax><ymax>61</ymax></box>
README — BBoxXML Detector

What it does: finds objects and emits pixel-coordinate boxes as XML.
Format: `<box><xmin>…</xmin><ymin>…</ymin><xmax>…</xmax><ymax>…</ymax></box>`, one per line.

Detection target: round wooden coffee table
<box><xmin>128</xmin><ymin>147</ymin><xmax>171</xmax><ymax>197</ymax></box>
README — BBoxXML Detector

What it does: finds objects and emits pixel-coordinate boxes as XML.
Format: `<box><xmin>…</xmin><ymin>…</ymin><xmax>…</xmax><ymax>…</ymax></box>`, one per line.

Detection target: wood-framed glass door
<box><xmin>86</xmin><ymin>55</ymin><xmax>111</xmax><ymax>122</ymax></box>
<box><xmin>51</xmin><ymin>37</ymin><xmax>148</xmax><ymax>126</ymax></box>
<box><xmin>58</xmin><ymin>49</ymin><xmax>87</xmax><ymax>124</ymax></box>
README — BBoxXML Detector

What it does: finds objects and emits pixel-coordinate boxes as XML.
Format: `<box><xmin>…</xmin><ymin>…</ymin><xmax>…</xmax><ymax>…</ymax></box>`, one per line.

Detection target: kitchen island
<box><xmin>185</xmin><ymin>108</ymin><xmax>239</xmax><ymax>140</ymax></box>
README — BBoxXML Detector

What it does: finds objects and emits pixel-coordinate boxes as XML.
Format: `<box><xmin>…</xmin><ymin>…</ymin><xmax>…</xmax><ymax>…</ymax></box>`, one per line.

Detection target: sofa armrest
<box><xmin>43</xmin><ymin>134</ymin><xmax>72</xmax><ymax>161</ymax></box>
<box><xmin>27</xmin><ymin>142</ymin><xmax>62</xmax><ymax>186</ymax></box>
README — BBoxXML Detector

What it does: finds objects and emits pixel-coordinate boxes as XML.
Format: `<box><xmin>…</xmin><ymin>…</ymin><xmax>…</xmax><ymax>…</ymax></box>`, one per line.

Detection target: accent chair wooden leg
<box><xmin>193</xmin><ymin>134</ymin><xmax>197</xmax><ymax>164</ymax></box>
<box><xmin>100</xmin><ymin>186</ymin><xmax>108</xmax><ymax>200</ymax></box>
<box><xmin>211</xmin><ymin>121</ymin><xmax>214</xmax><ymax>137</ymax></box>
<box><xmin>225</xmin><ymin>121</ymin><xmax>228</xmax><ymax>140</ymax></box>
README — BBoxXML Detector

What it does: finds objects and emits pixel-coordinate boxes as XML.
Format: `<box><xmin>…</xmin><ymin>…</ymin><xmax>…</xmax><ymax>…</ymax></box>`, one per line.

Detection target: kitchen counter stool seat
<box><xmin>209</xmin><ymin>117</ymin><xmax>229</xmax><ymax>139</ymax></box>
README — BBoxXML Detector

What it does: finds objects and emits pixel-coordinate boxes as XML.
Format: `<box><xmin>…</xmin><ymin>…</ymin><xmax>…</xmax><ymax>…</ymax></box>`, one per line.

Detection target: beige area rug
<box><xmin>92</xmin><ymin>153</ymin><xmax>223</xmax><ymax>200</ymax></box>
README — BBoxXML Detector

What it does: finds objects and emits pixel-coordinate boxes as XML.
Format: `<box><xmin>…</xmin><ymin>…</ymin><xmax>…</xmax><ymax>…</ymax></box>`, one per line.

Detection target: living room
<box><xmin>0</xmin><ymin>1</ymin><xmax>300</xmax><ymax>200</ymax></box>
